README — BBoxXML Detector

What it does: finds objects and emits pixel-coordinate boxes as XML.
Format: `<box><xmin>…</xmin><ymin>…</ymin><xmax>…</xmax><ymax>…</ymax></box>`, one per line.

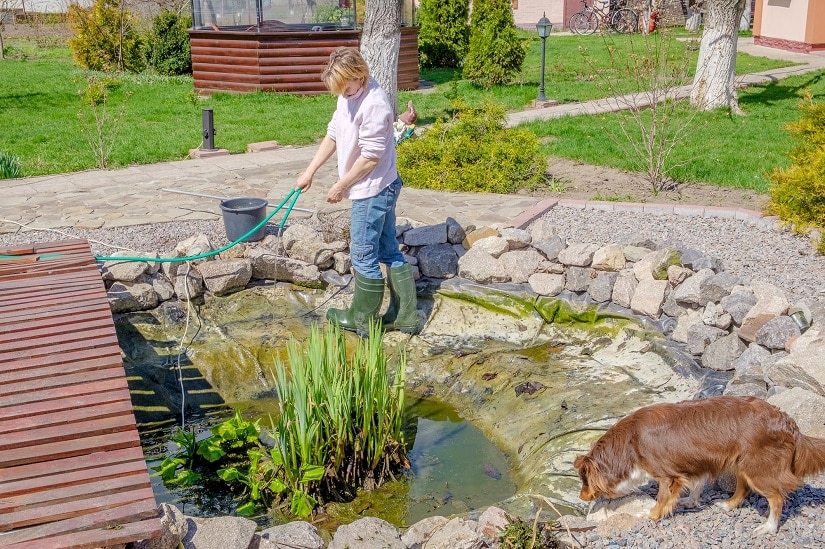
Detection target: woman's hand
<box><xmin>295</xmin><ymin>171</ymin><xmax>313</xmax><ymax>192</ymax></box>
<box><xmin>326</xmin><ymin>181</ymin><xmax>346</xmax><ymax>203</ymax></box>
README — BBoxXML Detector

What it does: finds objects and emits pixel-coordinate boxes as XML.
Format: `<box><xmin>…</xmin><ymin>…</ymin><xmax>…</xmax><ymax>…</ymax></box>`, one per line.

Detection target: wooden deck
<box><xmin>0</xmin><ymin>240</ymin><xmax>161</xmax><ymax>548</ymax></box>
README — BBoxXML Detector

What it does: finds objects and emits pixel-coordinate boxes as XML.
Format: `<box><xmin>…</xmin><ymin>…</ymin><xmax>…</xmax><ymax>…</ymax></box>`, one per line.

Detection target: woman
<box><xmin>295</xmin><ymin>47</ymin><xmax>417</xmax><ymax>336</ymax></box>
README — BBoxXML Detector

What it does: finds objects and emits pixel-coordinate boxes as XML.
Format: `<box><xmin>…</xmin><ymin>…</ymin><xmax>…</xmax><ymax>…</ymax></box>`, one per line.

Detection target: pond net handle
<box><xmin>93</xmin><ymin>189</ymin><xmax>302</xmax><ymax>263</ymax></box>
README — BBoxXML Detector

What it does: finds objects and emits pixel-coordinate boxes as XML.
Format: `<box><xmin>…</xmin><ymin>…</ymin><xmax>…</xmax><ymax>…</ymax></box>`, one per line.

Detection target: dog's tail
<box><xmin>793</xmin><ymin>433</ymin><xmax>825</xmax><ymax>478</ymax></box>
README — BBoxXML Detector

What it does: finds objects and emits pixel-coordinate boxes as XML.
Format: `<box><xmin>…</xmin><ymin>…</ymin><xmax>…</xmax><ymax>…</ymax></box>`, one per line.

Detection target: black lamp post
<box><xmin>536</xmin><ymin>13</ymin><xmax>552</xmax><ymax>103</ymax></box>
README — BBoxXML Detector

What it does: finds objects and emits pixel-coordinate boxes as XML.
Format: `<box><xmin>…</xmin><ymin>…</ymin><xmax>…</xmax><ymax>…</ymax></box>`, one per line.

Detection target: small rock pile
<box><xmin>133</xmin><ymin>503</ymin><xmax>515</xmax><ymax>549</ymax></box>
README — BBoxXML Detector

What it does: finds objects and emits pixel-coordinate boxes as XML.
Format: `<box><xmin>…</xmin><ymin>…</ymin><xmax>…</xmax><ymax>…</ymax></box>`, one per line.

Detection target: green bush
<box><xmin>462</xmin><ymin>0</ymin><xmax>526</xmax><ymax>88</ymax></box>
<box><xmin>68</xmin><ymin>0</ymin><xmax>144</xmax><ymax>73</ymax></box>
<box><xmin>146</xmin><ymin>11</ymin><xmax>192</xmax><ymax>76</ymax></box>
<box><xmin>0</xmin><ymin>151</ymin><xmax>22</xmax><ymax>179</ymax></box>
<box><xmin>767</xmin><ymin>91</ymin><xmax>825</xmax><ymax>254</ymax></box>
<box><xmin>397</xmin><ymin>103</ymin><xmax>547</xmax><ymax>193</ymax></box>
<box><xmin>417</xmin><ymin>0</ymin><xmax>469</xmax><ymax>69</ymax></box>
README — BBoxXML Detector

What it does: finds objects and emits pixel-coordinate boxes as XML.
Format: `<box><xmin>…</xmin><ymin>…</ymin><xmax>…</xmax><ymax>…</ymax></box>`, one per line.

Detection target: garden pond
<box><xmin>116</xmin><ymin>280</ymin><xmax>721</xmax><ymax>530</ymax></box>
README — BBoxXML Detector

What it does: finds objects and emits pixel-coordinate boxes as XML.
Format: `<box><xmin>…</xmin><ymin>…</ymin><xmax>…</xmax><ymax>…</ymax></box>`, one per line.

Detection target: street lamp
<box><xmin>536</xmin><ymin>13</ymin><xmax>552</xmax><ymax>103</ymax></box>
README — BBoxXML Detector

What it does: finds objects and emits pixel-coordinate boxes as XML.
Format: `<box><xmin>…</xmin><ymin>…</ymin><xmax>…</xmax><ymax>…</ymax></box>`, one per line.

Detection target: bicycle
<box><xmin>569</xmin><ymin>0</ymin><xmax>639</xmax><ymax>35</ymax></box>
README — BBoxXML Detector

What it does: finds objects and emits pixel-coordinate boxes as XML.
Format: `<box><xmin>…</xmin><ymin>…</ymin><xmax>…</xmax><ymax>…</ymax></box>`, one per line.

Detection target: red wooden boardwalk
<box><xmin>0</xmin><ymin>240</ymin><xmax>161</xmax><ymax>548</ymax></box>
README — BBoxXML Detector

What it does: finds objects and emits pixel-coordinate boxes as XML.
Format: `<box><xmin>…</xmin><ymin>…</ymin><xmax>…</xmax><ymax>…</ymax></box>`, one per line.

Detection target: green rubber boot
<box><xmin>327</xmin><ymin>272</ymin><xmax>385</xmax><ymax>337</ymax></box>
<box><xmin>381</xmin><ymin>264</ymin><xmax>419</xmax><ymax>334</ymax></box>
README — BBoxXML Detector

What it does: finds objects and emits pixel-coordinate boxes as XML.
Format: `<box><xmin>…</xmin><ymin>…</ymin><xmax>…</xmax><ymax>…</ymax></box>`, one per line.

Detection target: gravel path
<box><xmin>3</xmin><ymin>207</ymin><xmax>825</xmax><ymax>548</ymax></box>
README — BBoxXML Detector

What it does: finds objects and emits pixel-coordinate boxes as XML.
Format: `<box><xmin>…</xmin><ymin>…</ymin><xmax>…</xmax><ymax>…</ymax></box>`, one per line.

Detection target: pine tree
<box><xmin>462</xmin><ymin>0</ymin><xmax>525</xmax><ymax>88</ymax></box>
<box><xmin>418</xmin><ymin>0</ymin><xmax>469</xmax><ymax>69</ymax></box>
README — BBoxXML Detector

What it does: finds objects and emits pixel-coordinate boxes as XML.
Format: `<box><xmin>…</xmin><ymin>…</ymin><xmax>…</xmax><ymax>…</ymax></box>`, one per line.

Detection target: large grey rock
<box><xmin>477</xmin><ymin>506</ymin><xmax>510</xmax><ymax>541</ymax></box>
<box><xmin>528</xmin><ymin>272</ymin><xmax>565</xmax><ymax>296</ymax></box>
<box><xmin>258</xmin><ymin>521</ymin><xmax>325</xmax><ymax>549</ymax></box>
<box><xmin>499</xmin><ymin>227</ymin><xmax>531</xmax><ymax>249</ymax></box>
<box><xmin>418</xmin><ymin>243</ymin><xmax>459</xmax><ymax>279</ymax></box>
<box><xmin>286</xmin><ymin>239</ymin><xmax>335</xmax><ymax>269</ymax></box>
<box><xmin>754</xmin><ymin>315</ymin><xmax>801</xmax><ymax>350</ymax></box>
<box><xmin>667</xmin><ymin>265</ymin><xmax>692</xmax><ymax>287</ymax></box>
<box><xmin>404</xmin><ymin>223</ymin><xmax>448</xmax><ymax>247</ymax></box>
<box><xmin>672</xmin><ymin>268</ymin><xmax>714</xmax><ymax>306</ymax></box>
<box><xmin>730</xmin><ymin>344</ymin><xmax>771</xmax><ymax>386</ymax></box>
<box><xmin>557</xmin><ymin>242</ymin><xmax>599</xmax><ymax>267</ymax></box>
<box><xmin>423</xmin><ymin>517</ymin><xmax>481</xmax><ymax>549</ymax></box>
<box><xmin>174</xmin><ymin>266</ymin><xmax>204</xmax><ymax>301</ymax></box>
<box><xmin>623</xmin><ymin>245</ymin><xmax>653</xmax><ymax>263</ymax></box>
<box><xmin>332</xmin><ymin>251</ymin><xmax>351</xmax><ymax>275</ymax></box>
<box><xmin>281</xmin><ymin>224</ymin><xmax>321</xmax><ymax>250</ymax></box>
<box><xmin>632</xmin><ymin>247</ymin><xmax>680</xmax><ymax>281</ymax></box>
<box><xmin>457</xmin><ymin>248</ymin><xmax>509</xmax><ymax>284</ymax></box>
<box><xmin>445</xmin><ymin>217</ymin><xmax>466</xmax><ymax>245</ymax></box>
<box><xmin>100</xmin><ymin>253</ymin><xmax>151</xmax><ymax>282</ymax></box>
<box><xmin>723</xmin><ymin>382</ymin><xmax>767</xmax><ymax>398</ymax></box>
<box><xmin>701</xmin><ymin>333</ymin><xmax>747</xmax><ymax>371</ymax></box>
<box><xmin>401</xmin><ymin>516</ymin><xmax>449</xmax><ymax>549</ymax></box>
<box><xmin>591</xmin><ymin>244</ymin><xmax>626</xmax><ymax>272</ymax></box>
<box><xmin>531</xmin><ymin>236</ymin><xmax>566</xmax><ymax>261</ymax></box>
<box><xmin>565</xmin><ymin>266</ymin><xmax>593</xmax><ymax>293</ymax></box>
<box><xmin>527</xmin><ymin>217</ymin><xmax>556</xmax><ymax>242</ymax></box>
<box><xmin>767</xmin><ymin>386</ymin><xmax>825</xmax><ymax>437</ymax></box>
<box><xmin>686</xmin><ymin>324</ymin><xmax>728</xmax><ymax>356</ymax></box>
<box><xmin>134</xmin><ymin>504</ymin><xmax>188</xmax><ymax>549</ymax></box>
<box><xmin>329</xmin><ymin>517</ymin><xmax>404</xmax><ymax>549</ymax></box>
<box><xmin>248</xmin><ymin>248</ymin><xmax>322</xmax><ymax>287</ymax></box>
<box><xmin>720</xmin><ymin>287</ymin><xmax>757</xmax><ymax>326</ymax></box>
<box><xmin>197</xmin><ymin>259</ymin><xmax>252</xmax><ymax>296</ymax></box>
<box><xmin>630</xmin><ymin>279</ymin><xmax>669</xmax><ymax>318</ymax></box>
<box><xmin>765</xmin><ymin>328</ymin><xmax>825</xmax><ymax>396</ymax></box>
<box><xmin>182</xmin><ymin>516</ymin><xmax>257</xmax><ymax>549</ymax></box>
<box><xmin>174</xmin><ymin>233</ymin><xmax>214</xmax><ymax>261</ymax></box>
<box><xmin>589</xmin><ymin>271</ymin><xmax>619</xmax><ymax>303</ymax></box>
<box><xmin>472</xmin><ymin>235</ymin><xmax>509</xmax><ymax>258</ymax></box>
<box><xmin>739</xmin><ymin>283</ymin><xmax>790</xmax><ymax>342</ymax></box>
<box><xmin>699</xmin><ymin>271</ymin><xmax>740</xmax><ymax>304</ymax></box>
<box><xmin>611</xmin><ymin>269</ymin><xmax>638</xmax><ymax>309</ymax></box>
<box><xmin>148</xmin><ymin>272</ymin><xmax>175</xmax><ymax>302</ymax></box>
<box><xmin>670</xmin><ymin>309</ymin><xmax>703</xmax><ymax>344</ymax></box>
<box><xmin>680</xmin><ymin>247</ymin><xmax>723</xmax><ymax>272</ymax></box>
<box><xmin>499</xmin><ymin>248</ymin><xmax>544</xmax><ymax>283</ymax></box>
<box><xmin>587</xmin><ymin>493</ymin><xmax>654</xmax><ymax>522</ymax></box>
<box><xmin>108</xmin><ymin>281</ymin><xmax>158</xmax><ymax>313</ymax></box>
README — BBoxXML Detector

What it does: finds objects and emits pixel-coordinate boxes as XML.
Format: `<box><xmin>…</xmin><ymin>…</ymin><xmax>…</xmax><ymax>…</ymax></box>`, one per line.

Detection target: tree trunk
<box><xmin>690</xmin><ymin>0</ymin><xmax>746</xmax><ymax>113</ymax></box>
<box><xmin>739</xmin><ymin>0</ymin><xmax>751</xmax><ymax>31</ymax></box>
<box><xmin>360</xmin><ymin>0</ymin><xmax>401</xmax><ymax>118</ymax></box>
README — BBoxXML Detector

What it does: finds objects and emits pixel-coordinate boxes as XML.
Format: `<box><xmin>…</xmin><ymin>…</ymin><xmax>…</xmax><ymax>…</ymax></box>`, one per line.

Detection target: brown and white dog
<box><xmin>573</xmin><ymin>395</ymin><xmax>825</xmax><ymax>535</ymax></box>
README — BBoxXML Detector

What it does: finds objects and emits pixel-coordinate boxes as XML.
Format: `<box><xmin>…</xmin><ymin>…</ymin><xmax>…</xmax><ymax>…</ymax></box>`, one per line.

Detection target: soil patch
<box><xmin>533</xmin><ymin>156</ymin><xmax>769</xmax><ymax>212</ymax></box>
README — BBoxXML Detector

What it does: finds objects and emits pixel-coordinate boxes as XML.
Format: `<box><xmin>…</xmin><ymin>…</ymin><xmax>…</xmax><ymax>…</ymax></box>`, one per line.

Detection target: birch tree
<box><xmin>360</xmin><ymin>0</ymin><xmax>401</xmax><ymax>118</ymax></box>
<box><xmin>689</xmin><ymin>0</ymin><xmax>747</xmax><ymax>113</ymax></box>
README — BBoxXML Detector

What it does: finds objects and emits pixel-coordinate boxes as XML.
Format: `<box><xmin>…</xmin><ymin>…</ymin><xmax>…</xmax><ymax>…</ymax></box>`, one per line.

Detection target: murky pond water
<box><xmin>119</xmin><ymin>282</ymin><xmax>708</xmax><ymax>527</ymax></box>
<box><xmin>139</xmin><ymin>397</ymin><xmax>516</xmax><ymax>528</ymax></box>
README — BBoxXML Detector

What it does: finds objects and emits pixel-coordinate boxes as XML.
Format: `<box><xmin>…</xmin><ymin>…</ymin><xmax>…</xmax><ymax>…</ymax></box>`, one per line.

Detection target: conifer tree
<box><xmin>462</xmin><ymin>0</ymin><xmax>525</xmax><ymax>88</ymax></box>
<box><xmin>418</xmin><ymin>0</ymin><xmax>469</xmax><ymax>69</ymax></box>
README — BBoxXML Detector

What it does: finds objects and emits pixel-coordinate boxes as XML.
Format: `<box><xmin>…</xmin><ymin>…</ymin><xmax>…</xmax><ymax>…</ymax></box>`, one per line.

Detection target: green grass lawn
<box><xmin>0</xmin><ymin>32</ymin><xmax>803</xmax><ymax>184</ymax></box>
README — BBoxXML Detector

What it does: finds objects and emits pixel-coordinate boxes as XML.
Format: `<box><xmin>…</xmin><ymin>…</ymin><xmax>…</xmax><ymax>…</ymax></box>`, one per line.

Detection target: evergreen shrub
<box><xmin>767</xmin><ymin>92</ymin><xmax>825</xmax><ymax>254</ymax></box>
<box><xmin>417</xmin><ymin>0</ymin><xmax>469</xmax><ymax>69</ymax></box>
<box><xmin>146</xmin><ymin>11</ymin><xmax>192</xmax><ymax>76</ymax></box>
<box><xmin>68</xmin><ymin>0</ymin><xmax>144</xmax><ymax>73</ymax></box>
<box><xmin>462</xmin><ymin>0</ymin><xmax>526</xmax><ymax>88</ymax></box>
<box><xmin>397</xmin><ymin>103</ymin><xmax>547</xmax><ymax>193</ymax></box>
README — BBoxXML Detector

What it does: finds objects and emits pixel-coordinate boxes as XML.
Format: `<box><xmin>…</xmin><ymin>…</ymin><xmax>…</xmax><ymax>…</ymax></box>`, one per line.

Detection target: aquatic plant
<box><xmin>153</xmin><ymin>321</ymin><xmax>407</xmax><ymax>518</ymax></box>
<box><xmin>272</xmin><ymin>321</ymin><xmax>407</xmax><ymax>515</ymax></box>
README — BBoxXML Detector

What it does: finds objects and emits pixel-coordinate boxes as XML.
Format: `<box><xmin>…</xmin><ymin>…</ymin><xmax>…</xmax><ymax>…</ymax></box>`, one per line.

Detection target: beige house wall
<box><xmin>759</xmin><ymin>0</ymin><xmax>809</xmax><ymax>42</ymax></box>
<box><xmin>512</xmin><ymin>0</ymin><xmax>566</xmax><ymax>30</ymax></box>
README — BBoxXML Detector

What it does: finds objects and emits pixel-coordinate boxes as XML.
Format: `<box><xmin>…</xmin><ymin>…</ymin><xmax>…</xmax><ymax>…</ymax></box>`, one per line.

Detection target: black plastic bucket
<box><xmin>219</xmin><ymin>198</ymin><xmax>268</xmax><ymax>242</ymax></box>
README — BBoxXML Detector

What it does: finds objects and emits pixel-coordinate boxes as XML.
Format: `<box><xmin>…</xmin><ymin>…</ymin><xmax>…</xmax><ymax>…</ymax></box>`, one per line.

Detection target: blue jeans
<box><xmin>349</xmin><ymin>176</ymin><xmax>405</xmax><ymax>279</ymax></box>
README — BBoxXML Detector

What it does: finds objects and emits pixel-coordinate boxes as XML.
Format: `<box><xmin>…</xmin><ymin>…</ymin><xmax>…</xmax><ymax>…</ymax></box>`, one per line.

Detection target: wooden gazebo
<box><xmin>188</xmin><ymin>0</ymin><xmax>419</xmax><ymax>95</ymax></box>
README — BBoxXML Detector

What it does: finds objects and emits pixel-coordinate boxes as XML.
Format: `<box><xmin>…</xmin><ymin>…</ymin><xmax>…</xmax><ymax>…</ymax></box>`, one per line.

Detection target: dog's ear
<box><xmin>573</xmin><ymin>454</ymin><xmax>588</xmax><ymax>473</ymax></box>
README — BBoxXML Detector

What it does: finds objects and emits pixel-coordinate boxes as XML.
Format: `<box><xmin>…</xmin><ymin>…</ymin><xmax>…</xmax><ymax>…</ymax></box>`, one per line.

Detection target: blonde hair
<box><xmin>322</xmin><ymin>47</ymin><xmax>369</xmax><ymax>96</ymax></box>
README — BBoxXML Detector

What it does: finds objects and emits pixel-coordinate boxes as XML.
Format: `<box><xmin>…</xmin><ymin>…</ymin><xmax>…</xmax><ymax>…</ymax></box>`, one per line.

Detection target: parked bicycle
<box><xmin>569</xmin><ymin>0</ymin><xmax>639</xmax><ymax>35</ymax></box>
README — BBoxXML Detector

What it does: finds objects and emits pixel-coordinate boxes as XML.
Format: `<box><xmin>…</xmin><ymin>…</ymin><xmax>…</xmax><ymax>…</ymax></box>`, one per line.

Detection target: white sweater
<box><xmin>327</xmin><ymin>78</ymin><xmax>398</xmax><ymax>200</ymax></box>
